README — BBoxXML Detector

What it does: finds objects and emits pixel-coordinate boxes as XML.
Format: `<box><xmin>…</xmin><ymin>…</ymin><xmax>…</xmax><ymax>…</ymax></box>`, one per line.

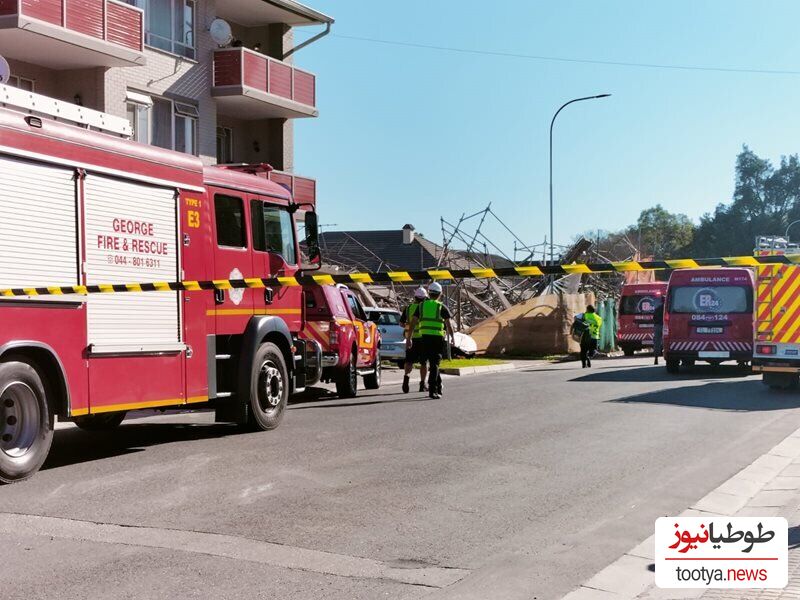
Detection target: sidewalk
<box><xmin>564</xmin><ymin>427</ymin><xmax>800</xmax><ymax>599</ymax></box>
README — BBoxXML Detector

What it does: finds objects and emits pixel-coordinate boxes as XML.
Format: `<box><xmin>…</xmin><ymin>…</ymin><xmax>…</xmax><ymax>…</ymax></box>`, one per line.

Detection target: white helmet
<box><xmin>414</xmin><ymin>287</ymin><xmax>428</xmax><ymax>299</ymax></box>
<box><xmin>428</xmin><ymin>282</ymin><xmax>443</xmax><ymax>295</ymax></box>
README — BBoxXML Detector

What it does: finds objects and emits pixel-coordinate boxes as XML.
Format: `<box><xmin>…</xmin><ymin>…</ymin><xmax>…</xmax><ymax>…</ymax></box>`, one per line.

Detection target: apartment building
<box><xmin>0</xmin><ymin>0</ymin><xmax>331</xmax><ymax>199</ymax></box>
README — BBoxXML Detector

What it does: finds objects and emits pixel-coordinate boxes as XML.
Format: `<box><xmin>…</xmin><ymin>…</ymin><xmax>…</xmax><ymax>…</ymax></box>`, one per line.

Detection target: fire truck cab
<box><xmin>0</xmin><ymin>86</ymin><xmax>321</xmax><ymax>482</ymax></box>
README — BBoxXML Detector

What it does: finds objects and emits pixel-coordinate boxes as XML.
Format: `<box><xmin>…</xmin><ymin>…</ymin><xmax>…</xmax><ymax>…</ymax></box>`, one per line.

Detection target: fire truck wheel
<box><xmin>0</xmin><ymin>360</ymin><xmax>54</xmax><ymax>484</ymax></box>
<box><xmin>364</xmin><ymin>352</ymin><xmax>381</xmax><ymax>390</ymax></box>
<box><xmin>335</xmin><ymin>350</ymin><xmax>358</xmax><ymax>399</ymax></box>
<box><xmin>74</xmin><ymin>412</ymin><xmax>126</xmax><ymax>431</ymax></box>
<box><xmin>248</xmin><ymin>343</ymin><xmax>288</xmax><ymax>431</ymax></box>
<box><xmin>764</xmin><ymin>372</ymin><xmax>799</xmax><ymax>391</ymax></box>
<box><xmin>622</xmin><ymin>347</ymin><xmax>635</xmax><ymax>357</ymax></box>
<box><xmin>665</xmin><ymin>359</ymin><xmax>680</xmax><ymax>374</ymax></box>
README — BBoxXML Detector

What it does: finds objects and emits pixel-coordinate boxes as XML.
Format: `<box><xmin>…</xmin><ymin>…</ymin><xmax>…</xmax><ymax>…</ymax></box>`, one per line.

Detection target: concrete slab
<box><xmin>562</xmin><ymin>587</ymin><xmax>623</xmax><ymax>599</ymax></box>
<box><xmin>746</xmin><ymin>489</ymin><xmax>798</xmax><ymax>507</ymax></box>
<box><xmin>583</xmin><ymin>555</ymin><xmax>653</xmax><ymax>598</ymax></box>
<box><xmin>628</xmin><ymin>535</ymin><xmax>655</xmax><ymax>561</ymax></box>
<box><xmin>764</xmin><ymin>476</ymin><xmax>800</xmax><ymax>491</ymax></box>
<box><xmin>692</xmin><ymin>491</ymin><xmax>749</xmax><ymax>516</ymax></box>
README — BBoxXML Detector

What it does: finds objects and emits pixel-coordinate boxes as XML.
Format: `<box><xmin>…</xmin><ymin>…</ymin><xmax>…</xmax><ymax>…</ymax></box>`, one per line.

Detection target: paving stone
<box><xmin>563</xmin><ymin>586</ymin><xmax>623</xmax><ymax>599</ymax></box>
<box><xmin>628</xmin><ymin>535</ymin><xmax>655</xmax><ymax>561</ymax></box>
<box><xmin>764</xmin><ymin>477</ymin><xmax>800</xmax><ymax>492</ymax></box>
<box><xmin>584</xmin><ymin>555</ymin><xmax>654</xmax><ymax>598</ymax></box>
<box><xmin>748</xmin><ymin>490</ymin><xmax>799</xmax><ymax>508</ymax></box>
<box><xmin>693</xmin><ymin>491</ymin><xmax>749</xmax><ymax>516</ymax></box>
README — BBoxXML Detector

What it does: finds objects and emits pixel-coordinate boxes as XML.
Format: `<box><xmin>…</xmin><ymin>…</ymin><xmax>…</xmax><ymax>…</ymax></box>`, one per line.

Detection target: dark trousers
<box><xmin>421</xmin><ymin>335</ymin><xmax>444</xmax><ymax>393</ymax></box>
<box><xmin>580</xmin><ymin>336</ymin><xmax>598</xmax><ymax>367</ymax></box>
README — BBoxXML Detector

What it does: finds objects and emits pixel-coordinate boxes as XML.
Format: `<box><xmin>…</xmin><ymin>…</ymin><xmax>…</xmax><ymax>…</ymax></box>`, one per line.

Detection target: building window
<box><xmin>217</xmin><ymin>127</ymin><xmax>233</xmax><ymax>164</ymax></box>
<box><xmin>174</xmin><ymin>102</ymin><xmax>198</xmax><ymax>155</ymax></box>
<box><xmin>125</xmin><ymin>91</ymin><xmax>198</xmax><ymax>156</ymax></box>
<box><xmin>135</xmin><ymin>0</ymin><xmax>195</xmax><ymax>59</ymax></box>
<box><xmin>126</xmin><ymin>91</ymin><xmax>151</xmax><ymax>143</ymax></box>
<box><xmin>7</xmin><ymin>76</ymin><xmax>35</xmax><ymax>92</ymax></box>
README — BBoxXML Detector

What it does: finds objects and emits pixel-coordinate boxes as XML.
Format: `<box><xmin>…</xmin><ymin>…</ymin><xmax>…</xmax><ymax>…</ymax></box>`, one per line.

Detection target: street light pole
<box><xmin>549</xmin><ymin>94</ymin><xmax>611</xmax><ymax>264</ymax></box>
<box><xmin>786</xmin><ymin>219</ymin><xmax>800</xmax><ymax>240</ymax></box>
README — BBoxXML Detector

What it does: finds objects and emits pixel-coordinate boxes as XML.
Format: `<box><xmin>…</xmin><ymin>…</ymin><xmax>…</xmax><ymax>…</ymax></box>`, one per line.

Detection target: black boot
<box><xmin>402</xmin><ymin>376</ymin><xmax>409</xmax><ymax>394</ymax></box>
<box><xmin>419</xmin><ymin>381</ymin><xmax>427</xmax><ymax>392</ymax></box>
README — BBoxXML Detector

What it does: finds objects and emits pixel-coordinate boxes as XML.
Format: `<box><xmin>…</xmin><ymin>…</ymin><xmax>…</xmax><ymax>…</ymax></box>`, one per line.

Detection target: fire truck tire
<box><xmin>764</xmin><ymin>372</ymin><xmax>798</xmax><ymax>391</ymax></box>
<box><xmin>74</xmin><ymin>411</ymin><xmax>126</xmax><ymax>431</ymax></box>
<box><xmin>665</xmin><ymin>359</ymin><xmax>680</xmax><ymax>374</ymax></box>
<box><xmin>364</xmin><ymin>352</ymin><xmax>381</xmax><ymax>390</ymax></box>
<box><xmin>0</xmin><ymin>360</ymin><xmax>54</xmax><ymax>484</ymax></box>
<box><xmin>247</xmin><ymin>343</ymin><xmax>288</xmax><ymax>431</ymax></box>
<box><xmin>336</xmin><ymin>349</ymin><xmax>358</xmax><ymax>399</ymax></box>
<box><xmin>622</xmin><ymin>346</ymin><xmax>635</xmax><ymax>357</ymax></box>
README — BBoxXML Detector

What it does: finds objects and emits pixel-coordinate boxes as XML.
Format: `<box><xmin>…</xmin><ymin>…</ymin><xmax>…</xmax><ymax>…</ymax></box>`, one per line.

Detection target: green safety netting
<box><xmin>597</xmin><ymin>298</ymin><xmax>618</xmax><ymax>352</ymax></box>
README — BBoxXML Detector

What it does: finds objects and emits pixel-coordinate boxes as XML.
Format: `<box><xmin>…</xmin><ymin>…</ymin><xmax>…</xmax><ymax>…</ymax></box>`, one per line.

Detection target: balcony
<box><xmin>0</xmin><ymin>0</ymin><xmax>144</xmax><ymax>69</ymax></box>
<box><xmin>212</xmin><ymin>48</ymin><xmax>317</xmax><ymax>120</ymax></box>
<box><xmin>269</xmin><ymin>170</ymin><xmax>316</xmax><ymax>207</ymax></box>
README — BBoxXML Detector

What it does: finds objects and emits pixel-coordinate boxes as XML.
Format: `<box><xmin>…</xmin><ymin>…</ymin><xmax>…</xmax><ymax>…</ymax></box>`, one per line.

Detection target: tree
<box><xmin>632</xmin><ymin>205</ymin><xmax>694</xmax><ymax>258</ymax></box>
<box><xmin>688</xmin><ymin>146</ymin><xmax>800</xmax><ymax>257</ymax></box>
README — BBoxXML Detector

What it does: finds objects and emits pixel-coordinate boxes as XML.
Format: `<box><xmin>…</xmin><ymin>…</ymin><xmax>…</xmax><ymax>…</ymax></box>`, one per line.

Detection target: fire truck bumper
<box><xmin>752</xmin><ymin>359</ymin><xmax>800</xmax><ymax>374</ymax></box>
<box><xmin>666</xmin><ymin>350</ymin><xmax>752</xmax><ymax>362</ymax></box>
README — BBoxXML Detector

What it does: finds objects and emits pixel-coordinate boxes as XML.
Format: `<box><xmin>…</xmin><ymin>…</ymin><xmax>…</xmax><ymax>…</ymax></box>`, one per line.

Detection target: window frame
<box><xmin>216</xmin><ymin>126</ymin><xmax>234</xmax><ymax>164</ymax></box>
<box><xmin>214</xmin><ymin>194</ymin><xmax>248</xmax><ymax>249</ymax></box>
<box><xmin>7</xmin><ymin>75</ymin><xmax>35</xmax><ymax>92</ymax></box>
<box><xmin>135</xmin><ymin>0</ymin><xmax>197</xmax><ymax>59</ymax></box>
<box><xmin>250</xmin><ymin>199</ymin><xmax>298</xmax><ymax>265</ymax></box>
<box><xmin>124</xmin><ymin>91</ymin><xmax>198</xmax><ymax>156</ymax></box>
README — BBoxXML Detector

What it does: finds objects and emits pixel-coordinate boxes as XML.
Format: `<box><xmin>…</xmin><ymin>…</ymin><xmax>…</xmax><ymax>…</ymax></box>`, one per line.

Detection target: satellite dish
<box><xmin>0</xmin><ymin>56</ymin><xmax>10</xmax><ymax>85</ymax></box>
<box><xmin>209</xmin><ymin>19</ymin><xmax>233</xmax><ymax>47</ymax></box>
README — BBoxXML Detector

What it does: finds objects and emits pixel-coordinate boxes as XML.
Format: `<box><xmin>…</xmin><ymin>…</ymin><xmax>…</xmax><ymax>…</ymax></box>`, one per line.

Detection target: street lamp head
<box><xmin>595</xmin><ymin>93</ymin><xmax>612</xmax><ymax>98</ymax></box>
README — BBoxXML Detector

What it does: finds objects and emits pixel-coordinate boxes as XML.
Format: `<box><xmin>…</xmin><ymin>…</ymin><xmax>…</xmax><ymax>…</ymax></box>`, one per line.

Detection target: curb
<box><xmin>562</xmin><ymin>425</ymin><xmax>800</xmax><ymax>599</ymax></box>
<box><xmin>440</xmin><ymin>363</ymin><xmax>515</xmax><ymax>376</ymax></box>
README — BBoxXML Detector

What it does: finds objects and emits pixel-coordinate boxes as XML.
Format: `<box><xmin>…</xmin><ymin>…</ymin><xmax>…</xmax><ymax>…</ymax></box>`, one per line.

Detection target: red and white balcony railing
<box><xmin>212</xmin><ymin>47</ymin><xmax>317</xmax><ymax>119</ymax></box>
<box><xmin>269</xmin><ymin>171</ymin><xmax>316</xmax><ymax>207</ymax></box>
<box><xmin>0</xmin><ymin>0</ymin><xmax>144</xmax><ymax>67</ymax></box>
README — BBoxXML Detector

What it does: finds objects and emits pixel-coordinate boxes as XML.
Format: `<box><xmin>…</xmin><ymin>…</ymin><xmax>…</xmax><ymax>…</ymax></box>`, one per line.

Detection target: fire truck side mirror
<box><xmin>304</xmin><ymin>211</ymin><xmax>322</xmax><ymax>269</ymax></box>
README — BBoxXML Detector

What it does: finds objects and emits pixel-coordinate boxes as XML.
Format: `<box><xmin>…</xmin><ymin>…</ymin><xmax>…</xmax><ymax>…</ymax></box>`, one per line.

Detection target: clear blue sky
<box><xmin>293</xmin><ymin>1</ymin><xmax>800</xmax><ymax>259</ymax></box>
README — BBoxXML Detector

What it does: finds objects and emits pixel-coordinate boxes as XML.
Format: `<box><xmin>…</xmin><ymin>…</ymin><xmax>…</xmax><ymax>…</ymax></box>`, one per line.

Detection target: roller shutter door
<box><xmin>83</xmin><ymin>174</ymin><xmax>181</xmax><ymax>352</ymax></box>
<box><xmin>0</xmin><ymin>155</ymin><xmax>78</xmax><ymax>288</ymax></box>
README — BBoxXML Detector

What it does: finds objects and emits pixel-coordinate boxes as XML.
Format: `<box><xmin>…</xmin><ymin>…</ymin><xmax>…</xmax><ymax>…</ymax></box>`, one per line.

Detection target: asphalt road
<box><xmin>3</xmin><ymin>357</ymin><xmax>800</xmax><ymax>600</ymax></box>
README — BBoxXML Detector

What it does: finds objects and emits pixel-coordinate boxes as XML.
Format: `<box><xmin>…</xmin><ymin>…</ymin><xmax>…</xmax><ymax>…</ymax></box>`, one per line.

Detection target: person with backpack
<box><xmin>401</xmin><ymin>287</ymin><xmax>428</xmax><ymax>393</ymax></box>
<box><xmin>406</xmin><ymin>282</ymin><xmax>454</xmax><ymax>399</ymax></box>
<box><xmin>573</xmin><ymin>305</ymin><xmax>603</xmax><ymax>368</ymax></box>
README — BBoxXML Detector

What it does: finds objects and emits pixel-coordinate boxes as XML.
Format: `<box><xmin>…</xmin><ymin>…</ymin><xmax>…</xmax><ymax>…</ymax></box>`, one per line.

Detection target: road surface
<box><xmin>2</xmin><ymin>357</ymin><xmax>800</xmax><ymax>600</ymax></box>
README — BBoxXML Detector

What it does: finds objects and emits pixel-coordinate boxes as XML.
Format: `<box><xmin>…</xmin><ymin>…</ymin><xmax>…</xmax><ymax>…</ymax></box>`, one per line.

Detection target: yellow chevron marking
<box><xmin>277</xmin><ymin>277</ymin><xmax>301</xmax><ymax>286</ymax></box>
<box><xmin>664</xmin><ymin>259</ymin><xmax>699</xmax><ymax>269</ymax></box>
<box><xmin>348</xmin><ymin>273</ymin><xmax>374</xmax><ymax>284</ymax></box>
<box><xmin>770</xmin><ymin>277</ymin><xmax>800</xmax><ymax>336</ymax></box>
<box><xmin>724</xmin><ymin>256</ymin><xmax>760</xmax><ymax>267</ymax></box>
<box><xmin>611</xmin><ymin>262</ymin><xmax>644</xmax><ymax>272</ymax></box>
<box><xmin>387</xmin><ymin>272</ymin><xmax>413</xmax><ymax>282</ymax></box>
<box><xmin>562</xmin><ymin>264</ymin><xmax>592</xmax><ymax>274</ymax></box>
<box><xmin>470</xmin><ymin>268</ymin><xmax>497</xmax><ymax>279</ymax></box>
<box><xmin>515</xmin><ymin>266</ymin><xmax>544</xmax><ymax>277</ymax></box>
<box><xmin>312</xmin><ymin>274</ymin><xmax>336</xmax><ymax>285</ymax></box>
<box><xmin>427</xmin><ymin>270</ymin><xmax>453</xmax><ymax>280</ymax></box>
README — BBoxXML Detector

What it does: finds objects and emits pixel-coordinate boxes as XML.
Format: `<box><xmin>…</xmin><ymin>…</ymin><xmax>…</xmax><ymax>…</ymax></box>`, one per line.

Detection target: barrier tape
<box><xmin>1</xmin><ymin>253</ymin><xmax>798</xmax><ymax>298</ymax></box>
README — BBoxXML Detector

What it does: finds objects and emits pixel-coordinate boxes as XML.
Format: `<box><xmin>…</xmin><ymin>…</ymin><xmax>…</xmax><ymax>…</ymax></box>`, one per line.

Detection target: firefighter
<box><xmin>407</xmin><ymin>282</ymin><xmax>454</xmax><ymax>399</ymax></box>
<box><xmin>401</xmin><ymin>287</ymin><xmax>428</xmax><ymax>393</ymax></box>
<box><xmin>579</xmin><ymin>305</ymin><xmax>603</xmax><ymax>368</ymax></box>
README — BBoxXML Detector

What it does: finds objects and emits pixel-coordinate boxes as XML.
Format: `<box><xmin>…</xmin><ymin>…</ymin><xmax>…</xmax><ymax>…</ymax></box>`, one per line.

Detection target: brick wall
<box><xmin>102</xmin><ymin>0</ymin><xmax>219</xmax><ymax>164</ymax></box>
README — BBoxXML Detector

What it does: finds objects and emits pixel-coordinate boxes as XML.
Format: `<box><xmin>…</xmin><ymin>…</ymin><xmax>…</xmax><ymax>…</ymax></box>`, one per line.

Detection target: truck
<box><xmin>752</xmin><ymin>235</ymin><xmax>800</xmax><ymax>389</ymax></box>
<box><xmin>0</xmin><ymin>85</ymin><xmax>323</xmax><ymax>482</ymax></box>
<box><xmin>301</xmin><ymin>284</ymin><xmax>381</xmax><ymax>397</ymax></box>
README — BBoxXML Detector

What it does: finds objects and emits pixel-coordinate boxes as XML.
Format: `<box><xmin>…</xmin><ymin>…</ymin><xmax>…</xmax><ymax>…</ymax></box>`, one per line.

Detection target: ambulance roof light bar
<box><xmin>0</xmin><ymin>83</ymin><xmax>132</xmax><ymax>138</ymax></box>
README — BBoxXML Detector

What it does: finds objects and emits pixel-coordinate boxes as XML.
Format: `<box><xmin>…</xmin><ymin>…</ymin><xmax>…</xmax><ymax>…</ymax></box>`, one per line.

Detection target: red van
<box><xmin>301</xmin><ymin>284</ymin><xmax>381</xmax><ymax>397</ymax></box>
<box><xmin>617</xmin><ymin>282</ymin><xmax>668</xmax><ymax>356</ymax></box>
<box><xmin>663</xmin><ymin>268</ymin><xmax>755</xmax><ymax>373</ymax></box>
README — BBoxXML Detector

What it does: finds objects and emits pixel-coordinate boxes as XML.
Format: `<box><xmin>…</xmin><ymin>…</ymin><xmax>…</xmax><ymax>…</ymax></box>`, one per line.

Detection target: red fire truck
<box><xmin>0</xmin><ymin>87</ymin><xmax>322</xmax><ymax>482</ymax></box>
